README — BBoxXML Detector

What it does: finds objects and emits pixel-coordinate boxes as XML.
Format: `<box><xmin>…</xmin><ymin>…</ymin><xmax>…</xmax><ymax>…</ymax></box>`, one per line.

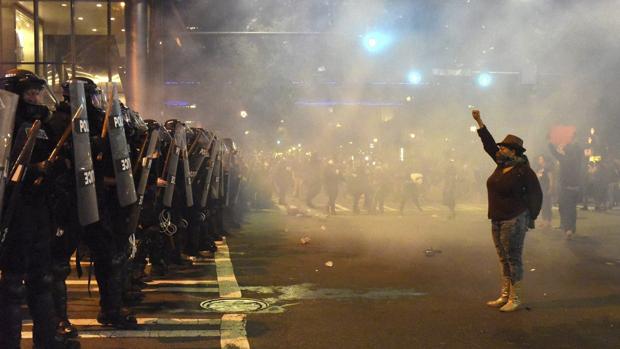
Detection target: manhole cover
<box><xmin>200</xmin><ymin>298</ymin><xmax>270</xmax><ymax>313</ymax></box>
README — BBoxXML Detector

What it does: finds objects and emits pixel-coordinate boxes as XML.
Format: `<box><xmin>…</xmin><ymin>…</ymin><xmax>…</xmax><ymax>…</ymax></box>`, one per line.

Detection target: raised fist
<box><xmin>472</xmin><ymin>109</ymin><xmax>481</xmax><ymax>121</ymax></box>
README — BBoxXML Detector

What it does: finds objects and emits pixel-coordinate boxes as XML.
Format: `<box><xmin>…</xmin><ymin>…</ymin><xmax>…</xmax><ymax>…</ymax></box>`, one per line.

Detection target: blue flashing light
<box><xmin>362</xmin><ymin>31</ymin><xmax>393</xmax><ymax>54</ymax></box>
<box><xmin>477</xmin><ymin>73</ymin><xmax>493</xmax><ymax>87</ymax></box>
<box><xmin>407</xmin><ymin>71</ymin><xmax>423</xmax><ymax>85</ymax></box>
<box><xmin>165</xmin><ymin>100</ymin><xmax>191</xmax><ymax>107</ymax></box>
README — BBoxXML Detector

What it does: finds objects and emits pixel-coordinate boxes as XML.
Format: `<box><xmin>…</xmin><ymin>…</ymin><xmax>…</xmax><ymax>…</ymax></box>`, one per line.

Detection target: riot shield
<box><xmin>136</xmin><ymin>128</ymin><xmax>160</xmax><ymax>200</ymax></box>
<box><xmin>176</xmin><ymin>123</ymin><xmax>193</xmax><ymax>207</ymax></box>
<box><xmin>199</xmin><ymin>139</ymin><xmax>219</xmax><ymax>208</ymax></box>
<box><xmin>222</xmin><ymin>141</ymin><xmax>233</xmax><ymax>207</ymax></box>
<box><xmin>0</xmin><ymin>90</ymin><xmax>18</xmax><ymax>221</ymax></box>
<box><xmin>162</xmin><ymin>126</ymin><xmax>180</xmax><ymax>208</ymax></box>
<box><xmin>126</xmin><ymin>128</ymin><xmax>160</xmax><ymax>234</ymax></box>
<box><xmin>70</xmin><ymin>81</ymin><xmax>99</xmax><ymax>226</ymax></box>
<box><xmin>217</xmin><ymin>143</ymin><xmax>225</xmax><ymax>201</ymax></box>
<box><xmin>105</xmin><ymin>83</ymin><xmax>137</xmax><ymax>207</ymax></box>
<box><xmin>211</xmin><ymin>141</ymin><xmax>223</xmax><ymax>200</ymax></box>
<box><xmin>188</xmin><ymin>129</ymin><xmax>212</xmax><ymax>175</ymax></box>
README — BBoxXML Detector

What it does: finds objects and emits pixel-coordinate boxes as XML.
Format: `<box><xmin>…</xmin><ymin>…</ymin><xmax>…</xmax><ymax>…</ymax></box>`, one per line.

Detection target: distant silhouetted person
<box><xmin>548</xmin><ymin>140</ymin><xmax>583</xmax><ymax>239</ymax></box>
<box><xmin>535</xmin><ymin>155</ymin><xmax>553</xmax><ymax>228</ymax></box>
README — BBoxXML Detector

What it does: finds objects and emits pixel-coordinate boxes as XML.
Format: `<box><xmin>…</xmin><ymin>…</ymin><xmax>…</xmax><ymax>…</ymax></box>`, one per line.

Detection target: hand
<box><xmin>472</xmin><ymin>109</ymin><xmax>481</xmax><ymax>122</ymax></box>
<box><xmin>157</xmin><ymin>177</ymin><xmax>168</xmax><ymax>187</ymax></box>
<box><xmin>472</xmin><ymin>110</ymin><xmax>484</xmax><ymax>128</ymax></box>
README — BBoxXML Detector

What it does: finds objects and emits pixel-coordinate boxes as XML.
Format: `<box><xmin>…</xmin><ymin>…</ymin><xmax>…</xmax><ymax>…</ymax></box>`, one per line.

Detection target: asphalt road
<box><xmin>22</xmin><ymin>198</ymin><xmax>620</xmax><ymax>348</ymax></box>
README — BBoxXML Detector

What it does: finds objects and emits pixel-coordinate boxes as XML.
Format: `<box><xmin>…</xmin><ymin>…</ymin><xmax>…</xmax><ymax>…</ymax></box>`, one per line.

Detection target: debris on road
<box><xmin>530</xmin><ymin>268</ymin><xmax>536</xmax><ymax>272</ymax></box>
<box><xmin>320</xmin><ymin>225</ymin><xmax>327</xmax><ymax>231</ymax></box>
<box><xmin>300</xmin><ymin>237</ymin><xmax>311</xmax><ymax>245</ymax></box>
<box><xmin>287</xmin><ymin>205</ymin><xmax>300</xmax><ymax>215</ymax></box>
<box><xmin>325</xmin><ymin>261</ymin><xmax>334</xmax><ymax>267</ymax></box>
<box><xmin>424</xmin><ymin>248</ymin><xmax>442</xmax><ymax>257</ymax></box>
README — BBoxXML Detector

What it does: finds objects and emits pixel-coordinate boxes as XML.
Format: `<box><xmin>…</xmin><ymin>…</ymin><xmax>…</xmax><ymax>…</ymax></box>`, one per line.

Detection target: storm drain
<box><xmin>200</xmin><ymin>298</ymin><xmax>270</xmax><ymax>313</ymax></box>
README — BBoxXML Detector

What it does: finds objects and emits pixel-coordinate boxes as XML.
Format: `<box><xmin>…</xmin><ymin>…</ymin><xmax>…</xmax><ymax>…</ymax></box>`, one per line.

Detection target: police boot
<box><xmin>500</xmin><ymin>281</ymin><xmax>522</xmax><ymax>312</ymax></box>
<box><xmin>97</xmin><ymin>268</ymin><xmax>138</xmax><ymax>329</ymax></box>
<box><xmin>52</xmin><ymin>264</ymin><xmax>79</xmax><ymax>338</ymax></box>
<box><xmin>0</xmin><ymin>276</ymin><xmax>26</xmax><ymax>349</ymax></box>
<box><xmin>28</xmin><ymin>287</ymin><xmax>59</xmax><ymax>349</ymax></box>
<box><xmin>97</xmin><ymin>307</ymin><xmax>138</xmax><ymax>330</ymax></box>
<box><xmin>486</xmin><ymin>277</ymin><xmax>510</xmax><ymax>308</ymax></box>
<box><xmin>150</xmin><ymin>261</ymin><xmax>169</xmax><ymax>277</ymax></box>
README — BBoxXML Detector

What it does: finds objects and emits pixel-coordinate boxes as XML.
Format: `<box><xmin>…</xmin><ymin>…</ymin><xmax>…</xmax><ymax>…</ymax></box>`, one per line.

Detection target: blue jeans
<box><xmin>491</xmin><ymin>211</ymin><xmax>529</xmax><ymax>283</ymax></box>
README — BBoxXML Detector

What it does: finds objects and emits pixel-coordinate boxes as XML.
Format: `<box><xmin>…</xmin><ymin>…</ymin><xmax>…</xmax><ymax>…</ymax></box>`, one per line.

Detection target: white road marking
<box><xmin>63</xmin><ymin>286</ymin><xmax>218</xmax><ymax>294</ymax></box>
<box><xmin>192</xmin><ymin>261</ymin><xmax>216</xmax><ymax>266</ymax></box>
<box><xmin>23</xmin><ymin>318</ymin><xmax>221</xmax><ymax>326</ymax></box>
<box><xmin>383</xmin><ymin>205</ymin><xmax>398</xmax><ymax>212</ymax></box>
<box><xmin>220</xmin><ymin>314</ymin><xmax>250</xmax><ymax>349</ymax></box>
<box><xmin>141</xmin><ymin>287</ymin><xmax>218</xmax><ymax>293</ymax></box>
<box><xmin>22</xmin><ymin>330</ymin><xmax>221</xmax><ymax>339</ymax></box>
<box><xmin>215</xmin><ymin>240</ymin><xmax>251</xmax><ymax>349</ymax></box>
<box><xmin>64</xmin><ymin>279</ymin><xmax>218</xmax><ymax>286</ymax></box>
<box><xmin>215</xmin><ymin>241</ymin><xmax>242</xmax><ymax>298</ymax></box>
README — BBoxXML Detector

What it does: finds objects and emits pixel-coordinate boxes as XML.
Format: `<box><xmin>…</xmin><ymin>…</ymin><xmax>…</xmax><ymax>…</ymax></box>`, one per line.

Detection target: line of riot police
<box><xmin>0</xmin><ymin>69</ymin><xmax>244</xmax><ymax>349</ymax></box>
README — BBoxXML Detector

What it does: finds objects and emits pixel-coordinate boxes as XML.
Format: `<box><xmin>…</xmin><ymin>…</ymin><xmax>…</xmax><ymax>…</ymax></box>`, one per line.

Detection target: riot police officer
<box><xmin>59</xmin><ymin>77</ymin><xmax>138</xmax><ymax>329</ymax></box>
<box><xmin>0</xmin><ymin>69</ymin><xmax>72</xmax><ymax>348</ymax></box>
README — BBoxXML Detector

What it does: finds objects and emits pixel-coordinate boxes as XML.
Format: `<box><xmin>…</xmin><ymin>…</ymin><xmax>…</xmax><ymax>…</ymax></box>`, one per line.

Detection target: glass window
<box><xmin>74</xmin><ymin>0</ymin><xmax>123</xmax><ymax>87</ymax></box>
<box><xmin>38</xmin><ymin>0</ymin><xmax>71</xmax><ymax>91</ymax></box>
<box><xmin>15</xmin><ymin>5</ymin><xmax>35</xmax><ymax>71</ymax></box>
<box><xmin>110</xmin><ymin>0</ymin><xmax>125</xmax><ymax>88</ymax></box>
<box><xmin>1</xmin><ymin>0</ymin><xmax>127</xmax><ymax>95</ymax></box>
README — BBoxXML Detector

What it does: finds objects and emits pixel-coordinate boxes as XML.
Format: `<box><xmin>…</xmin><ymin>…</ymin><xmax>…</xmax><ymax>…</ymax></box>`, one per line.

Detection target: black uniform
<box><xmin>0</xmin><ymin>70</ymin><xmax>65</xmax><ymax>348</ymax></box>
<box><xmin>84</xmin><ymin>106</ymin><xmax>137</xmax><ymax>329</ymax></box>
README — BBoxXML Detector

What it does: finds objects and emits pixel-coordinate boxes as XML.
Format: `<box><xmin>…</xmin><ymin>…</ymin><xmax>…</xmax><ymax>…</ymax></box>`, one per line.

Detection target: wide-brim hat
<box><xmin>497</xmin><ymin>134</ymin><xmax>526</xmax><ymax>153</ymax></box>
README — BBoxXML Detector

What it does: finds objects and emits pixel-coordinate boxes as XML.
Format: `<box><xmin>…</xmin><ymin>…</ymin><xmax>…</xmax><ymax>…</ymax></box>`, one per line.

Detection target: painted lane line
<box><xmin>141</xmin><ymin>287</ymin><xmax>219</xmax><ymax>293</ymax></box>
<box><xmin>23</xmin><ymin>318</ymin><xmax>221</xmax><ymax>326</ymax></box>
<box><xmin>335</xmin><ymin>204</ymin><xmax>351</xmax><ymax>212</ymax></box>
<box><xmin>215</xmin><ymin>241</ymin><xmax>242</xmax><ymax>298</ymax></box>
<box><xmin>383</xmin><ymin>205</ymin><xmax>398</xmax><ymax>212</ymax></box>
<box><xmin>22</xmin><ymin>330</ymin><xmax>220</xmax><ymax>339</ymax></box>
<box><xmin>220</xmin><ymin>314</ymin><xmax>250</xmax><ymax>349</ymax></box>
<box><xmin>64</xmin><ymin>286</ymin><xmax>218</xmax><ymax>294</ymax></box>
<box><xmin>214</xmin><ymin>240</ymin><xmax>251</xmax><ymax>349</ymax></box>
<box><xmin>64</xmin><ymin>279</ymin><xmax>218</xmax><ymax>286</ymax></box>
<box><xmin>192</xmin><ymin>261</ymin><xmax>216</xmax><ymax>266</ymax></box>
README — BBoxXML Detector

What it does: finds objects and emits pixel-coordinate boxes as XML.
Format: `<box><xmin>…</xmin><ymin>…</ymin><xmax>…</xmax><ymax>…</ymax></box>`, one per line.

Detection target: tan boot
<box><xmin>500</xmin><ymin>281</ymin><xmax>522</xmax><ymax>312</ymax></box>
<box><xmin>486</xmin><ymin>277</ymin><xmax>510</xmax><ymax>308</ymax></box>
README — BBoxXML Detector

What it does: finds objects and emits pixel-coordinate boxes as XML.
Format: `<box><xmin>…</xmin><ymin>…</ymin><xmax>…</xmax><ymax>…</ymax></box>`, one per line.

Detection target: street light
<box><xmin>477</xmin><ymin>72</ymin><xmax>493</xmax><ymax>87</ymax></box>
<box><xmin>362</xmin><ymin>31</ymin><xmax>393</xmax><ymax>54</ymax></box>
<box><xmin>407</xmin><ymin>71</ymin><xmax>422</xmax><ymax>85</ymax></box>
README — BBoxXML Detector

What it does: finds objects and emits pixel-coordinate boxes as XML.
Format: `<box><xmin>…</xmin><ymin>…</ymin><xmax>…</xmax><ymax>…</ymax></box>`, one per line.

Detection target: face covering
<box><xmin>17</xmin><ymin>101</ymin><xmax>50</xmax><ymax>122</ymax></box>
<box><xmin>495</xmin><ymin>151</ymin><xmax>513</xmax><ymax>165</ymax></box>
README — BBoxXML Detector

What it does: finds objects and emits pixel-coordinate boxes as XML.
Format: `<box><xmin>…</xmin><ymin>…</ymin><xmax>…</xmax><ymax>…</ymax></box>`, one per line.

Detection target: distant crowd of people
<box><xmin>242</xmin><ymin>136</ymin><xmax>620</xmax><ymax>231</ymax></box>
